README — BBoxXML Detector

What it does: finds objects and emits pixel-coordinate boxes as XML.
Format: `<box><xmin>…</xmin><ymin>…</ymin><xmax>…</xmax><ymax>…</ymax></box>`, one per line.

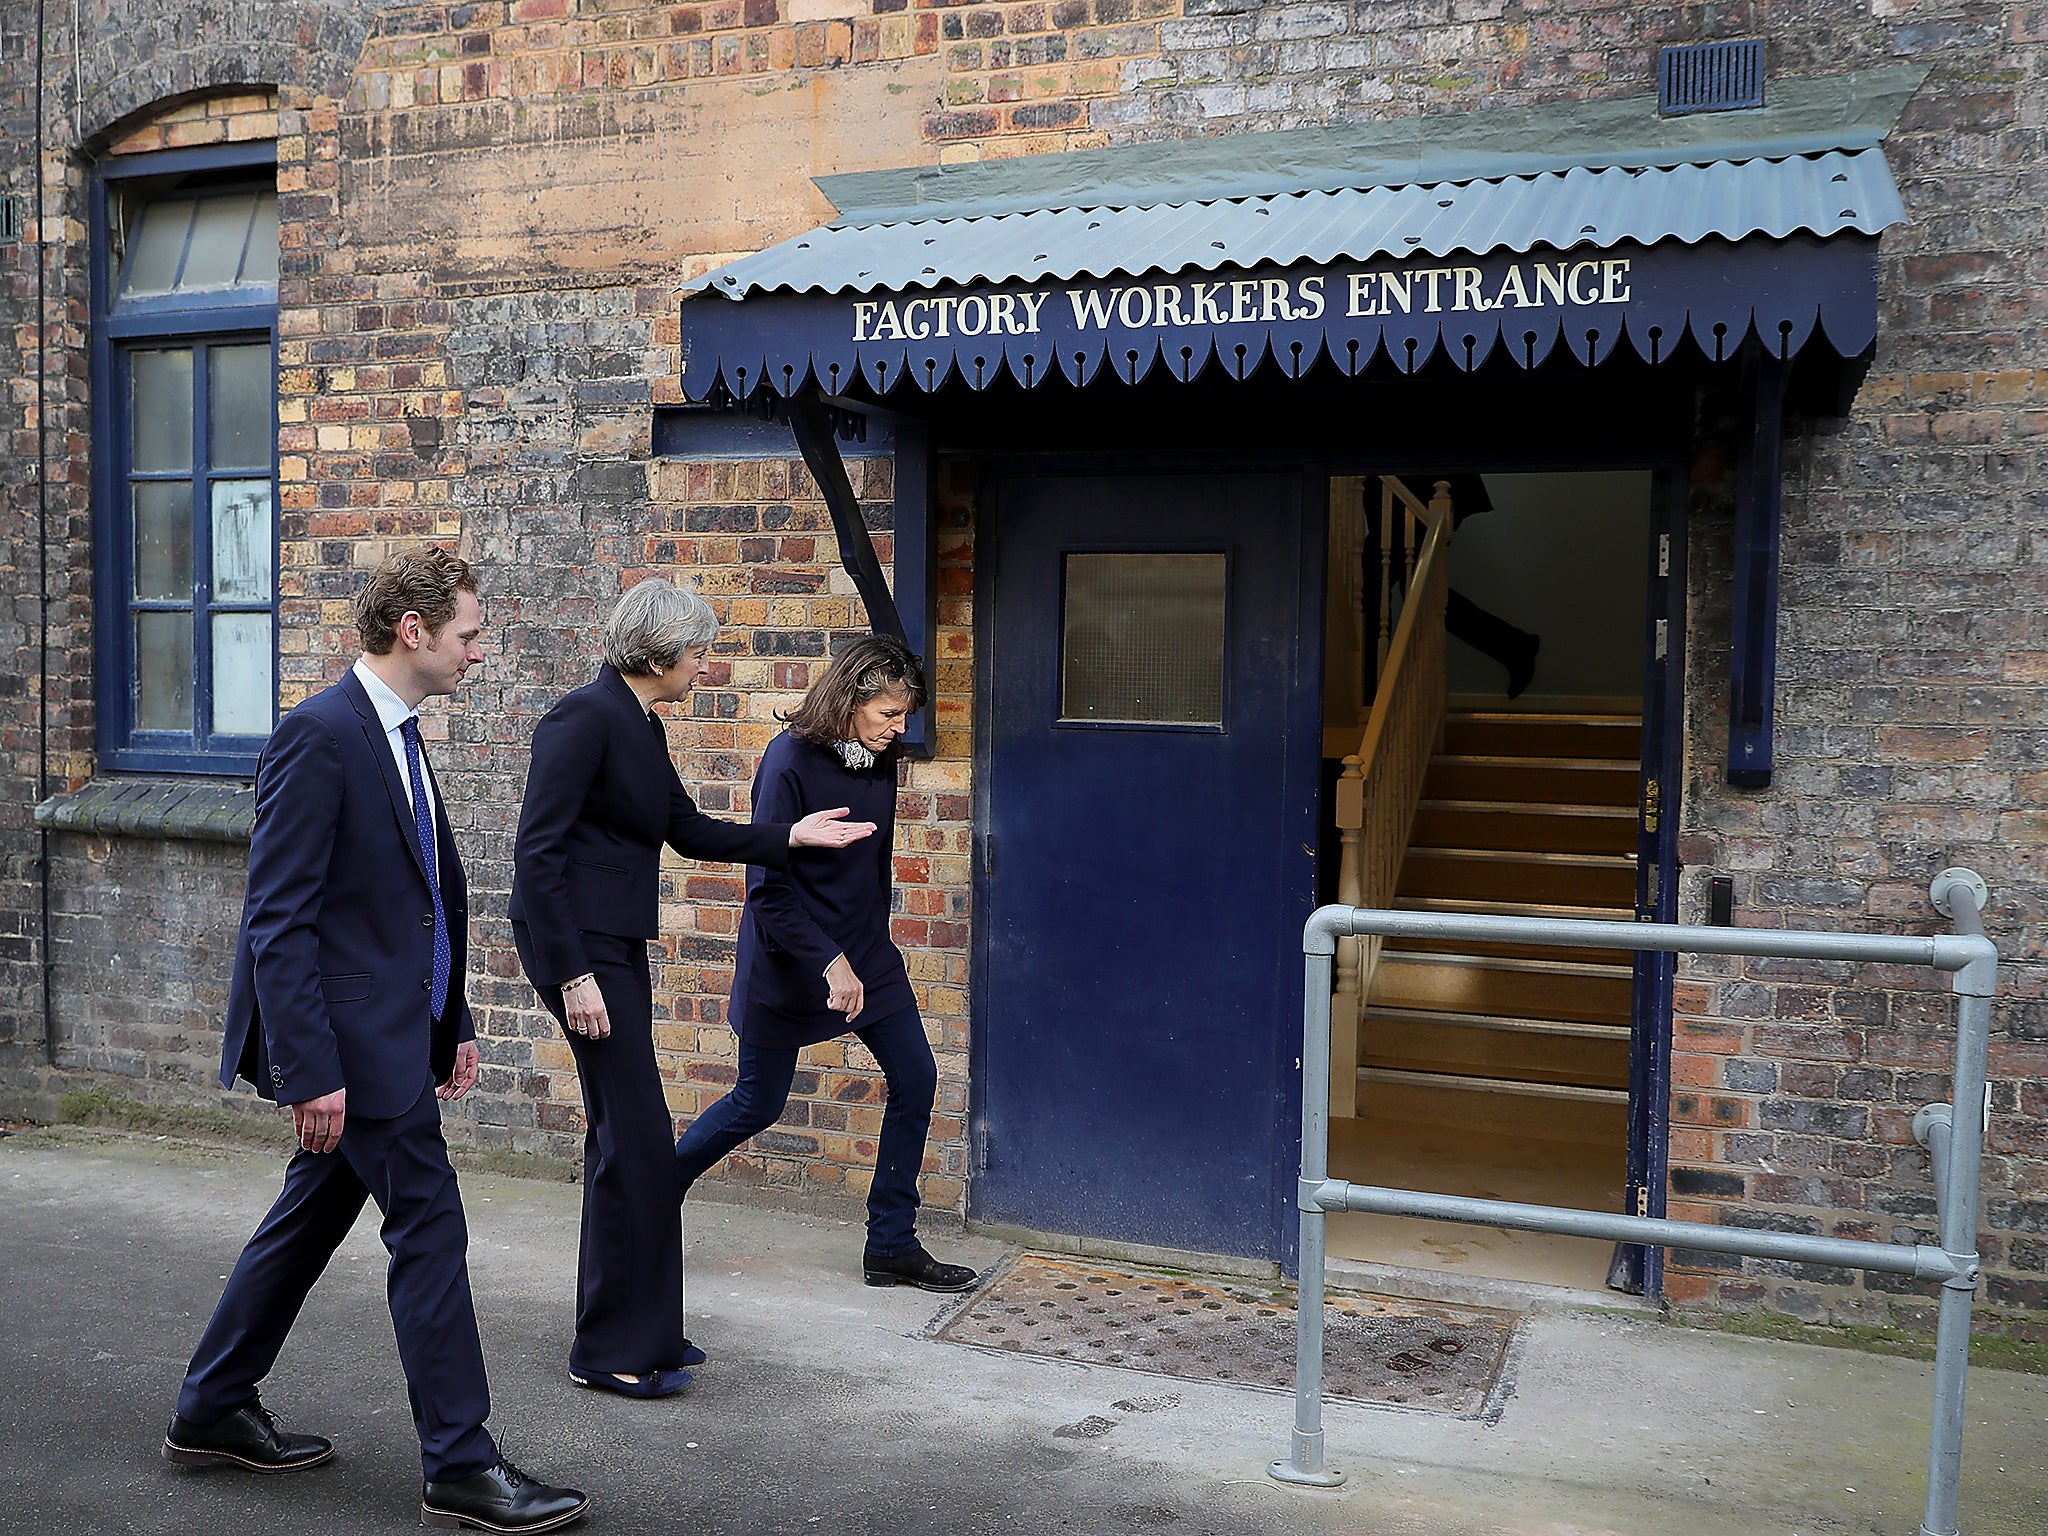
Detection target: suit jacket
<box><xmin>221</xmin><ymin>670</ymin><xmax>475</xmax><ymax>1120</ymax></box>
<box><xmin>508</xmin><ymin>664</ymin><xmax>794</xmax><ymax>987</ymax></box>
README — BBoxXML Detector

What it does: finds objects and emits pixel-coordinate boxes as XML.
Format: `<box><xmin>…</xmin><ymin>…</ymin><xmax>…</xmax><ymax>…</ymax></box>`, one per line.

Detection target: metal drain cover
<box><xmin>936</xmin><ymin>1255</ymin><xmax>1515</xmax><ymax>1414</ymax></box>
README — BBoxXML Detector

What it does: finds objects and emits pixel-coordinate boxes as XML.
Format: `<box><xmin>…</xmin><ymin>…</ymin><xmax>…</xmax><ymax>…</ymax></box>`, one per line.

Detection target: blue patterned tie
<box><xmin>401</xmin><ymin>717</ymin><xmax>451</xmax><ymax>1020</ymax></box>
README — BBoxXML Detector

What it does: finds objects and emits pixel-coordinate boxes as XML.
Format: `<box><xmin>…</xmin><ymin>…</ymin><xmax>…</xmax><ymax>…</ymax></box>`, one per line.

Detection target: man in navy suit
<box><xmin>164</xmin><ymin>548</ymin><xmax>588</xmax><ymax>1533</ymax></box>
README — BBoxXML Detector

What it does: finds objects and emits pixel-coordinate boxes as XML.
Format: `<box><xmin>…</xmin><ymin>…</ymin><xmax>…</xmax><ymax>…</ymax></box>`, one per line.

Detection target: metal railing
<box><xmin>1271</xmin><ymin>868</ymin><xmax>1999</xmax><ymax>1536</ymax></box>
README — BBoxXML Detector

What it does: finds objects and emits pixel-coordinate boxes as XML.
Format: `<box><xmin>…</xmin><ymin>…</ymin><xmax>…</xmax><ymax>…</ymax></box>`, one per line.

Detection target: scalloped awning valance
<box><xmin>679</xmin><ymin>227</ymin><xmax>1884</xmax><ymax>402</ymax></box>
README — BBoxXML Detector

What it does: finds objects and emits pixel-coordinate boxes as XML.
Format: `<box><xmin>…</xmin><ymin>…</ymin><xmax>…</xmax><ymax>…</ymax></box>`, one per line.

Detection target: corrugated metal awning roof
<box><xmin>677</xmin><ymin>68</ymin><xmax>1922</xmax><ymax>401</ymax></box>
<box><xmin>693</xmin><ymin>150</ymin><xmax>1903</xmax><ymax>301</ymax></box>
<box><xmin>813</xmin><ymin>65</ymin><xmax>1926</xmax><ymax>223</ymax></box>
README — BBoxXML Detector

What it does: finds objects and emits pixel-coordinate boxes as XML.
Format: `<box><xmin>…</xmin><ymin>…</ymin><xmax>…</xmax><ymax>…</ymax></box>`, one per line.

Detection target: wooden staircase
<box><xmin>1357</xmin><ymin>710</ymin><xmax>1640</xmax><ymax>1142</ymax></box>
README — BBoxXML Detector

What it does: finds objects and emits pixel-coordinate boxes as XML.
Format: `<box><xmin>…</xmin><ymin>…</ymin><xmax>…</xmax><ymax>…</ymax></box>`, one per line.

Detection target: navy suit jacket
<box><xmin>509</xmin><ymin>664</ymin><xmax>794</xmax><ymax>987</ymax></box>
<box><xmin>221</xmin><ymin>670</ymin><xmax>475</xmax><ymax>1120</ymax></box>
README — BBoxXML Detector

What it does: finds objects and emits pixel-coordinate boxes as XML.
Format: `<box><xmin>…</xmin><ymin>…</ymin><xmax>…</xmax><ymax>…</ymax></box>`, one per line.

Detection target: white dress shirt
<box><xmin>352</xmin><ymin>656</ymin><xmax>437</xmax><ymax>844</ymax></box>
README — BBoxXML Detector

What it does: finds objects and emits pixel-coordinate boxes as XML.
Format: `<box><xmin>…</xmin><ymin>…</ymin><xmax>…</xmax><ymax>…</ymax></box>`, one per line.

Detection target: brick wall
<box><xmin>45</xmin><ymin>834</ymin><xmax>249</xmax><ymax>1098</ymax></box>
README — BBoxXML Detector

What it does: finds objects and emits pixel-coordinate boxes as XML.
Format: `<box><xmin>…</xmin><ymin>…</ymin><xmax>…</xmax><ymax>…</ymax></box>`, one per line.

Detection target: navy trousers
<box><xmin>175</xmin><ymin>1081</ymin><xmax>497</xmax><ymax>1482</ymax></box>
<box><xmin>515</xmin><ymin>923</ymin><xmax>690</xmax><ymax>1378</ymax></box>
<box><xmin>675</xmin><ymin>1005</ymin><xmax>937</xmax><ymax>1256</ymax></box>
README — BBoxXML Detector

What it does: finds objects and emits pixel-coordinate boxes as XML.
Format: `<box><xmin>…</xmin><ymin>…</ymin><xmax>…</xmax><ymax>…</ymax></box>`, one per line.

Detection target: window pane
<box><xmin>242</xmin><ymin>192</ymin><xmax>279</xmax><ymax>283</ymax></box>
<box><xmin>133</xmin><ymin>481</ymin><xmax>192</xmax><ymax>601</ymax></box>
<box><xmin>181</xmin><ymin>193</ymin><xmax>256</xmax><ymax>288</ymax></box>
<box><xmin>135</xmin><ymin>611</ymin><xmax>193</xmax><ymax>733</ymax></box>
<box><xmin>211</xmin><ymin>613</ymin><xmax>273</xmax><ymax>735</ymax></box>
<box><xmin>130</xmin><ymin>348</ymin><xmax>193</xmax><ymax>472</ymax></box>
<box><xmin>123</xmin><ymin>198</ymin><xmax>194</xmax><ymax>295</ymax></box>
<box><xmin>1061</xmin><ymin>553</ymin><xmax>1228</xmax><ymax>726</ymax></box>
<box><xmin>211</xmin><ymin>480</ymin><xmax>274</xmax><ymax>601</ymax></box>
<box><xmin>210</xmin><ymin>346</ymin><xmax>273</xmax><ymax>469</ymax></box>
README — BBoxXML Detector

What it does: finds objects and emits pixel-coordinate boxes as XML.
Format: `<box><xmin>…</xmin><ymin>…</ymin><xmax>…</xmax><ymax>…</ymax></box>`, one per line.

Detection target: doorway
<box><xmin>972</xmin><ymin>468</ymin><xmax>1322</xmax><ymax>1261</ymax></box>
<box><xmin>1321</xmin><ymin>470</ymin><xmax>1666</xmax><ymax>1292</ymax></box>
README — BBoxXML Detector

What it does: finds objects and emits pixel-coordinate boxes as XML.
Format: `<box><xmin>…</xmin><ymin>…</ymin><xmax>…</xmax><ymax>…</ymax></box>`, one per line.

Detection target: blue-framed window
<box><xmin>91</xmin><ymin>141</ymin><xmax>279</xmax><ymax>775</ymax></box>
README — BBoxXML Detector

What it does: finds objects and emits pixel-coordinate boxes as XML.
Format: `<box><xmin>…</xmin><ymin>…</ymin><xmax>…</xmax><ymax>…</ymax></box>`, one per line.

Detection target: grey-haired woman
<box><xmin>509</xmin><ymin>578</ymin><xmax>874</xmax><ymax>1398</ymax></box>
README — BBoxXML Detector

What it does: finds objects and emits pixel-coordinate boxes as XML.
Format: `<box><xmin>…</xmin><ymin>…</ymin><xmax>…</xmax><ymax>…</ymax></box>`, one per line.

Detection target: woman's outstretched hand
<box><xmin>791</xmin><ymin>807</ymin><xmax>877</xmax><ymax>848</ymax></box>
<box><xmin>824</xmin><ymin>954</ymin><xmax>866</xmax><ymax>1023</ymax></box>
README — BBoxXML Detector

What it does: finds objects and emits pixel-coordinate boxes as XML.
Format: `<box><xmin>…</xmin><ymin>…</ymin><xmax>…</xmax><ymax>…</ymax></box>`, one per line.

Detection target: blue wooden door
<box><xmin>974</xmin><ymin>470</ymin><xmax>1320</xmax><ymax>1260</ymax></box>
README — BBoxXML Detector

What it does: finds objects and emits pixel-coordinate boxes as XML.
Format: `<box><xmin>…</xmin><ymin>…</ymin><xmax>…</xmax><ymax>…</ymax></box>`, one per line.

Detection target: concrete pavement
<box><xmin>3</xmin><ymin>1125</ymin><xmax>2044</xmax><ymax>1536</ymax></box>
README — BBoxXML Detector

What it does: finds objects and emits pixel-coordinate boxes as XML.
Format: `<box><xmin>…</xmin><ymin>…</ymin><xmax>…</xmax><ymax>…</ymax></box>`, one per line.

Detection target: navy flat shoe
<box><xmin>567</xmin><ymin>1368</ymin><xmax>691</xmax><ymax>1399</ymax></box>
<box><xmin>679</xmin><ymin>1340</ymin><xmax>707</xmax><ymax>1369</ymax></box>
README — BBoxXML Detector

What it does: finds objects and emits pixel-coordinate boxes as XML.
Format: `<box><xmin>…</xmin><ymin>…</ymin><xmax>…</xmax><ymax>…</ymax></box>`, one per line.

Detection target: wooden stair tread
<box><xmin>1392</xmin><ymin>895</ymin><xmax>1636</xmax><ymax>922</ymax></box>
<box><xmin>1402</xmin><ymin>847</ymin><xmax>1636</xmax><ymax>869</ymax></box>
<box><xmin>1377</xmin><ymin>949</ymin><xmax>1634</xmax><ymax>980</ymax></box>
<box><xmin>1431</xmin><ymin>753</ymin><xmax>1637</xmax><ymax>770</ymax></box>
<box><xmin>1364</xmin><ymin>1006</ymin><xmax>1632</xmax><ymax>1040</ymax></box>
<box><xmin>1445</xmin><ymin>711</ymin><xmax>1639</xmax><ymax>725</ymax></box>
<box><xmin>1357</xmin><ymin>1066</ymin><xmax>1630</xmax><ymax>1105</ymax></box>
<box><xmin>1418</xmin><ymin>798</ymin><xmax>1636</xmax><ymax>819</ymax></box>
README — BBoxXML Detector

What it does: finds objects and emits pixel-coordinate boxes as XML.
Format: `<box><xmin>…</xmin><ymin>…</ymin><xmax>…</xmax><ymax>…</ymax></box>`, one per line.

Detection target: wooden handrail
<box><xmin>1329</xmin><ymin>477</ymin><xmax>1453</xmax><ymax>1117</ymax></box>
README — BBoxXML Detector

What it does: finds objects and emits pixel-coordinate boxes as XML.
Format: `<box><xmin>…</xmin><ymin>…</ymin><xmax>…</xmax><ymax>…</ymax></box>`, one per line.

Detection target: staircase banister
<box><xmin>1352</xmin><ymin>515</ymin><xmax>1452</xmax><ymax>775</ymax></box>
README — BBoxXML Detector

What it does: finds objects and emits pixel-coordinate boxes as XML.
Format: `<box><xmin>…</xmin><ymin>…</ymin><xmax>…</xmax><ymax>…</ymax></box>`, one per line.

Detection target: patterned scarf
<box><xmin>835</xmin><ymin>739</ymin><xmax>877</xmax><ymax>771</ymax></box>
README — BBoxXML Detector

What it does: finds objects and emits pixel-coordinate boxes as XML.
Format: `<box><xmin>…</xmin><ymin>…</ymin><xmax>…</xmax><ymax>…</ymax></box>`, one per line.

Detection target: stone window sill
<box><xmin>35</xmin><ymin>777</ymin><xmax>255</xmax><ymax>844</ymax></box>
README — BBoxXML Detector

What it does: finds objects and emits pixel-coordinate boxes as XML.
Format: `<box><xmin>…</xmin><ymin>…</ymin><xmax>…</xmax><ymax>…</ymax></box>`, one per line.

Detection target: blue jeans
<box><xmin>676</xmin><ymin>1006</ymin><xmax>936</xmax><ymax>1255</ymax></box>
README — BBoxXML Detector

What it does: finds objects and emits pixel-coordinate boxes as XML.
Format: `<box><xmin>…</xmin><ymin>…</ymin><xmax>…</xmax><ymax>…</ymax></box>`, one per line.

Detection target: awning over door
<box><xmin>678</xmin><ymin>67</ymin><xmax>1923</xmax><ymax>403</ymax></box>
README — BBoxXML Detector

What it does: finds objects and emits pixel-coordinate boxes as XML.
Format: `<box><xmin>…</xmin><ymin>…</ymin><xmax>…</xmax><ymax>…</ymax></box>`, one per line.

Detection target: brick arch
<box><xmin>99</xmin><ymin>87</ymin><xmax>281</xmax><ymax>158</ymax></box>
<box><xmin>72</xmin><ymin>0</ymin><xmax>391</xmax><ymax>148</ymax></box>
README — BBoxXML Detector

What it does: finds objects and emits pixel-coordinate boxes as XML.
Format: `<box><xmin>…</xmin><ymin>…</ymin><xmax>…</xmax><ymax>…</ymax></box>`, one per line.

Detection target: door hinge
<box><xmin>1646</xmin><ymin>863</ymin><xmax>1660</xmax><ymax>908</ymax></box>
<box><xmin>1641</xmin><ymin>776</ymin><xmax>1661</xmax><ymax>834</ymax></box>
<box><xmin>1657</xmin><ymin>533</ymin><xmax>1671</xmax><ymax>578</ymax></box>
<box><xmin>1654</xmin><ymin>618</ymin><xmax>1669</xmax><ymax>660</ymax></box>
<box><xmin>1635</xmin><ymin>1185</ymin><xmax>1650</xmax><ymax>1217</ymax></box>
<box><xmin>984</xmin><ymin>833</ymin><xmax>995</xmax><ymax>879</ymax></box>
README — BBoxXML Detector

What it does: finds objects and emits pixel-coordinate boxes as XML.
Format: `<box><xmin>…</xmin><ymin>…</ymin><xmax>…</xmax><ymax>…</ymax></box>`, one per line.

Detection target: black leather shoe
<box><xmin>162</xmin><ymin>1404</ymin><xmax>334</xmax><ymax>1472</ymax></box>
<box><xmin>421</xmin><ymin>1456</ymin><xmax>589</xmax><ymax>1533</ymax></box>
<box><xmin>863</xmin><ymin>1243</ymin><xmax>979</xmax><ymax>1293</ymax></box>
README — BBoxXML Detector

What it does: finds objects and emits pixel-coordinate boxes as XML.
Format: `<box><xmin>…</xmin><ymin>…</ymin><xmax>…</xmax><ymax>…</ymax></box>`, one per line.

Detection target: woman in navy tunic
<box><xmin>676</xmin><ymin>635</ymin><xmax>979</xmax><ymax>1296</ymax></box>
<box><xmin>510</xmin><ymin>579</ymin><xmax>875</xmax><ymax>1398</ymax></box>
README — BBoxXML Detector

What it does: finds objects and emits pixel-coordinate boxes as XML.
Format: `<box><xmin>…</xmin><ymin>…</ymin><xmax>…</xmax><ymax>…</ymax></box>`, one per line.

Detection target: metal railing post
<box><xmin>1270</xmin><ymin>869</ymin><xmax>2000</xmax><ymax>1536</ymax></box>
<box><xmin>1919</xmin><ymin>869</ymin><xmax>1995</xmax><ymax>1536</ymax></box>
<box><xmin>1270</xmin><ymin>911</ymin><xmax>1346</xmax><ymax>1487</ymax></box>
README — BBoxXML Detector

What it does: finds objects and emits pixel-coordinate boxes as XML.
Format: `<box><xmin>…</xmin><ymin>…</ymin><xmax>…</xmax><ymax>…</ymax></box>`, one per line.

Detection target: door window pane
<box><xmin>123</xmin><ymin>198</ymin><xmax>194</xmax><ymax>295</ymax></box>
<box><xmin>210</xmin><ymin>345</ymin><xmax>273</xmax><ymax>469</ymax></box>
<box><xmin>1061</xmin><ymin>553</ymin><xmax>1228</xmax><ymax>726</ymax></box>
<box><xmin>211</xmin><ymin>614</ymin><xmax>273</xmax><ymax>734</ymax></box>
<box><xmin>132</xmin><ymin>481</ymin><xmax>192</xmax><ymax>600</ymax></box>
<box><xmin>211</xmin><ymin>480</ymin><xmax>274</xmax><ymax>601</ymax></box>
<box><xmin>130</xmin><ymin>348</ymin><xmax>193</xmax><ymax>472</ymax></box>
<box><xmin>135</xmin><ymin>611</ymin><xmax>193</xmax><ymax>732</ymax></box>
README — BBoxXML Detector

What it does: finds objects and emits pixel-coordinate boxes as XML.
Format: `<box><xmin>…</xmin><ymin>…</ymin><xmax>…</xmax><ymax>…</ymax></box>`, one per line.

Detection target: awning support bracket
<box><xmin>1727</xmin><ymin>346</ymin><xmax>1786</xmax><ymax>788</ymax></box>
<box><xmin>787</xmin><ymin>384</ymin><xmax>908</xmax><ymax>645</ymax></box>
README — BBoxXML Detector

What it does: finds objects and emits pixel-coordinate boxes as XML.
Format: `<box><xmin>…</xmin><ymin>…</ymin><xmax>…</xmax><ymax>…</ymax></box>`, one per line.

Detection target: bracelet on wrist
<box><xmin>563</xmin><ymin>973</ymin><xmax>597</xmax><ymax>994</ymax></box>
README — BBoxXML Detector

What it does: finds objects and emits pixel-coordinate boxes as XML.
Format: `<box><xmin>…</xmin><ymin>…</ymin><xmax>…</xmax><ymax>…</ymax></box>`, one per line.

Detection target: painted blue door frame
<box><xmin>1617</xmin><ymin>465</ymin><xmax>1689</xmax><ymax>1297</ymax></box>
<box><xmin>971</xmin><ymin>467</ymin><xmax>1324</xmax><ymax>1262</ymax></box>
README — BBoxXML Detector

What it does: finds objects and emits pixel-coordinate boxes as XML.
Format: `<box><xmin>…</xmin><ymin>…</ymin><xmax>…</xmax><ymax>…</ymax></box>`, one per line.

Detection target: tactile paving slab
<box><xmin>935</xmin><ymin>1255</ymin><xmax>1515</xmax><ymax>1415</ymax></box>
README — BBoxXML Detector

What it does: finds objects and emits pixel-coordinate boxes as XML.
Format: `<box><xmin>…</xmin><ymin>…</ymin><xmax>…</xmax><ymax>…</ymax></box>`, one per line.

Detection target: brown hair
<box><xmin>353</xmin><ymin>546</ymin><xmax>479</xmax><ymax>655</ymax></box>
<box><xmin>780</xmin><ymin>633</ymin><xmax>928</xmax><ymax>747</ymax></box>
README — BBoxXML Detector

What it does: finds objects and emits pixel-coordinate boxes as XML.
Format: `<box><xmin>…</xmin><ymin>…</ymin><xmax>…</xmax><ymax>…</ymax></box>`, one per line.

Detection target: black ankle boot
<box><xmin>862</xmin><ymin>1243</ymin><xmax>978</xmax><ymax>1293</ymax></box>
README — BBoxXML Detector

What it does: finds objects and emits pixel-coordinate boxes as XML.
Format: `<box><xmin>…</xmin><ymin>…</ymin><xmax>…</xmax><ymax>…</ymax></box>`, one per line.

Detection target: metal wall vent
<box><xmin>0</xmin><ymin>193</ymin><xmax>22</xmax><ymax>245</ymax></box>
<box><xmin>1659</xmin><ymin>40</ymin><xmax>1766</xmax><ymax>117</ymax></box>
